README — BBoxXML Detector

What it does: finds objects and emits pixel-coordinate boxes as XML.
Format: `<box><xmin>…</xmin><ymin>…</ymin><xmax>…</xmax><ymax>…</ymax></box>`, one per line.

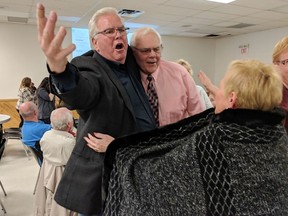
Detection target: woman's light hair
<box><xmin>224</xmin><ymin>59</ymin><xmax>283</xmax><ymax>110</ymax></box>
<box><xmin>175</xmin><ymin>59</ymin><xmax>193</xmax><ymax>76</ymax></box>
<box><xmin>50</xmin><ymin>108</ymin><xmax>73</xmax><ymax>131</ymax></box>
<box><xmin>272</xmin><ymin>36</ymin><xmax>288</xmax><ymax>63</ymax></box>
<box><xmin>88</xmin><ymin>7</ymin><xmax>123</xmax><ymax>39</ymax></box>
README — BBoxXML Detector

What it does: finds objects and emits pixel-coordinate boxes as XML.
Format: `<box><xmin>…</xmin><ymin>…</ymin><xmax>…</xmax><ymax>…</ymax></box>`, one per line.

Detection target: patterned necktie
<box><xmin>147</xmin><ymin>74</ymin><xmax>159</xmax><ymax>126</ymax></box>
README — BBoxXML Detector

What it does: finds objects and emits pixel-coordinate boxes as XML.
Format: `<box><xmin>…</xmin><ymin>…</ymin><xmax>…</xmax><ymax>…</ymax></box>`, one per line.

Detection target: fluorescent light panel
<box><xmin>207</xmin><ymin>0</ymin><xmax>235</xmax><ymax>3</ymax></box>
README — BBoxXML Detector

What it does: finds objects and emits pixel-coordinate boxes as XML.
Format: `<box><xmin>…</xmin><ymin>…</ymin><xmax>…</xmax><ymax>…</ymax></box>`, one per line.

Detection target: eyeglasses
<box><xmin>95</xmin><ymin>27</ymin><xmax>129</xmax><ymax>38</ymax></box>
<box><xmin>277</xmin><ymin>59</ymin><xmax>288</xmax><ymax>66</ymax></box>
<box><xmin>132</xmin><ymin>46</ymin><xmax>163</xmax><ymax>55</ymax></box>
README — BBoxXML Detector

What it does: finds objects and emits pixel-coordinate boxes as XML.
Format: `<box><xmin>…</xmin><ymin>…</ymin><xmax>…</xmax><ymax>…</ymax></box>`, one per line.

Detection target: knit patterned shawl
<box><xmin>103</xmin><ymin>108</ymin><xmax>288</xmax><ymax>216</ymax></box>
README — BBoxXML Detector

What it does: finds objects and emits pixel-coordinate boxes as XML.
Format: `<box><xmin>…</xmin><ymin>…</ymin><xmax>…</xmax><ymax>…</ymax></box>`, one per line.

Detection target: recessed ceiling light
<box><xmin>207</xmin><ymin>0</ymin><xmax>235</xmax><ymax>3</ymax></box>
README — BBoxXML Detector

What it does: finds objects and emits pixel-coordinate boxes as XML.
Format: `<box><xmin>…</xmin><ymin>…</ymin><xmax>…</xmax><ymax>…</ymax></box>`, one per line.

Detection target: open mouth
<box><xmin>115</xmin><ymin>43</ymin><xmax>124</xmax><ymax>50</ymax></box>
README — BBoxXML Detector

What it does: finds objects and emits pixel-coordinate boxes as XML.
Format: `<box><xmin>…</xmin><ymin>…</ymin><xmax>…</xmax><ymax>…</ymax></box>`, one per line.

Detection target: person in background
<box><xmin>103</xmin><ymin>59</ymin><xmax>288</xmax><ymax>215</ymax></box>
<box><xmin>199</xmin><ymin>36</ymin><xmax>288</xmax><ymax>133</ymax></box>
<box><xmin>198</xmin><ymin>70</ymin><xmax>218</xmax><ymax>97</ymax></box>
<box><xmin>34</xmin><ymin>107</ymin><xmax>77</xmax><ymax>216</ymax></box>
<box><xmin>16</xmin><ymin>77</ymin><xmax>37</xmax><ymax>127</ymax></box>
<box><xmin>272</xmin><ymin>35</ymin><xmax>288</xmax><ymax>133</ymax></box>
<box><xmin>36</xmin><ymin>4</ymin><xmax>156</xmax><ymax>216</ymax></box>
<box><xmin>40</xmin><ymin>107</ymin><xmax>76</xmax><ymax>163</ymax></box>
<box><xmin>130</xmin><ymin>27</ymin><xmax>205</xmax><ymax>126</ymax></box>
<box><xmin>31</xmin><ymin>82</ymin><xmax>37</xmax><ymax>94</ymax></box>
<box><xmin>176</xmin><ymin>58</ymin><xmax>213</xmax><ymax>109</ymax></box>
<box><xmin>19</xmin><ymin>101</ymin><xmax>51</xmax><ymax>165</ymax></box>
<box><xmin>36</xmin><ymin>77</ymin><xmax>56</xmax><ymax>124</ymax></box>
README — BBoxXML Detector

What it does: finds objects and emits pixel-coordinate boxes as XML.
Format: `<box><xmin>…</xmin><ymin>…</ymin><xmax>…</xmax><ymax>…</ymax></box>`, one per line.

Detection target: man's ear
<box><xmin>91</xmin><ymin>38</ymin><xmax>99</xmax><ymax>52</ymax></box>
<box><xmin>67</xmin><ymin>121</ymin><xmax>73</xmax><ymax>132</ymax></box>
<box><xmin>229</xmin><ymin>91</ymin><xmax>237</xmax><ymax>108</ymax></box>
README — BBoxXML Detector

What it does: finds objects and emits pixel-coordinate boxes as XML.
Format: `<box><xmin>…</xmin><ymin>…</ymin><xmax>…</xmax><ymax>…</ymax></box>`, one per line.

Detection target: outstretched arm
<box><xmin>36</xmin><ymin>3</ymin><xmax>76</xmax><ymax>73</ymax></box>
<box><xmin>198</xmin><ymin>70</ymin><xmax>219</xmax><ymax>97</ymax></box>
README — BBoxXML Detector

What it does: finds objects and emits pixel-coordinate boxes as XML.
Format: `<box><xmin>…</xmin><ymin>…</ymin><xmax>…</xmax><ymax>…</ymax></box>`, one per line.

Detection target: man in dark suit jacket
<box><xmin>36</xmin><ymin>4</ymin><xmax>156</xmax><ymax>216</ymax></box>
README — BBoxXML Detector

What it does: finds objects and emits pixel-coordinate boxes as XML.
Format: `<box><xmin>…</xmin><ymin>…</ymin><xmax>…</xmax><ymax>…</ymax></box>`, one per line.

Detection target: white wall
<box><xmin>213</xmin><ymin>27</ymin><xmax>288</xmax><ymax>86</ymax></box>
<box><xmin>0</xmin><ymin>23</ymin><xmax>71</xmax><ymax>99</ymax></box>
<box><xmin>161</xmin><ymin>35</ymin><xmax>216</xmax><ymax>85</ymax></box>
<box><xmin>0</xmin><ymin>21</ymin><xmax>287</xmax><ymax>98</ymax></box>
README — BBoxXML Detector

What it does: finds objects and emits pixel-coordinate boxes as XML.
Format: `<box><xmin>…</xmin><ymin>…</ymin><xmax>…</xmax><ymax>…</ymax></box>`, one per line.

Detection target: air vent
<box><xmin>118</xmin><ymin>9</ymin><xmax>144</xmax><ymax>18</ymax></box>
<box><xmin>204</xmin><ymin>34</ymin><xmax>220</xmax><ymax>38</ymax></box>
<box><xmin>227</xmin><ymin>23</ymin><xmax>255</xmax><ymax>28</ymax></box>
<box><xmin>7</xmin><ymin>16</ymin><xmax>28</xmax><ymax>23</ymax></box>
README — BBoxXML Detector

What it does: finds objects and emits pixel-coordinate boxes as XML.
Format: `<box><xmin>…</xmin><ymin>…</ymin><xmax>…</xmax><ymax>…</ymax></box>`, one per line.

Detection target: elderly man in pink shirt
<box><xmin>130</xmin><ymin>27</ymin><xmax>205</xmax><ymax>126</ymax></box>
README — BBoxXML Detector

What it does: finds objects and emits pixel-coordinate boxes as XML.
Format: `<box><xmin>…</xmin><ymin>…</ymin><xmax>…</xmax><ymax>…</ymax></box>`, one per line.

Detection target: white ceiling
<box><xmin>1</xmin><ymin>0</ymin><xmax>288</xmax><ymax>38</ymax></box>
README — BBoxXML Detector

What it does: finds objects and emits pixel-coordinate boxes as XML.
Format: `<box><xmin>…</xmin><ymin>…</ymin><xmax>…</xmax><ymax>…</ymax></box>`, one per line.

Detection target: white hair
<box><xmin>50</xmin><ymin>108</ymin><xmax>73</xmax><ymax>131</ymax></box>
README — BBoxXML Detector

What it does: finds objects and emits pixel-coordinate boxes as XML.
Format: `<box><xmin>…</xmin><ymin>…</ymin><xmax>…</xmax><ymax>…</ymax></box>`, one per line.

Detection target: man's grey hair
<box><xmin>19</xmin><ymin>102</ymin><xmax>37</xmax><ymax>118</ymax></box>
<box><xmin>50</xmin><ymin>107</ymin><xmax>73</xmax><ymax>131</ymax></box>
<box><xmin>130</xmin><ymin>27</ymin><xmax>162</xmax><ymax>47</ymax></box>
<box><xmin>88</xmin><ymin>7</ymin><xmax>124</xmax><ymax>39</ymax></box>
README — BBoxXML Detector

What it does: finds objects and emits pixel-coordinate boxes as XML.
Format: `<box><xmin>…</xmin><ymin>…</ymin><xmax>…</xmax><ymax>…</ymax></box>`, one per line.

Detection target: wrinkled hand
<box><xmin>198</xmin><ymin>70</ymin><xmax>218</xmax><ymax>97</ymax></box>
<box><xmin>84</xmin><ymin>132</ymin><xmax>115</xmax><ymax>153</ymax></box>
<box><xmin>36</xmin><ymin>3</ymin><xmax>76</xmax><ymax>73</ymax></box>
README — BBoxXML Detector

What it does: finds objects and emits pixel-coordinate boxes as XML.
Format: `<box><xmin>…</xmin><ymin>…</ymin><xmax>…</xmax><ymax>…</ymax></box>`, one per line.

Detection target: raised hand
<box><xmin>36</xmin><ymin>3</ymin><xmax>76</xmax><ymax>73</ymax></box>
<box><xmin>198</xmin><ymin>70</ymin><xmax>218</xmax><ymax>97</ymax></box>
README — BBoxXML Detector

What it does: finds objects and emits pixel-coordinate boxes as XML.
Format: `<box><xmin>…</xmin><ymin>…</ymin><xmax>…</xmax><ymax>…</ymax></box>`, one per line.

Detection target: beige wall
<box><xmin>213</xmin><ymin>27</ymin><xmax>288</xmax><ymax>86</ymax></box>
<box><xmin>0</xmin><ymin>22</ymin><xmax>72</xmax><ymax>99</ymax></box>
<box><xmin>0</xmin><ymin>22</ymin><xmax>287</xmax><ymax>99</ymax></box>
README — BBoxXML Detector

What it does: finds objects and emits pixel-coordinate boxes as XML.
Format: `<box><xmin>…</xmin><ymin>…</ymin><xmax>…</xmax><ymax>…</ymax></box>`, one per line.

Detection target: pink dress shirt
<box><xmin>141</xmin><ymin>59</ymin><xmax>205</xmax><ymax>126</ymax></box>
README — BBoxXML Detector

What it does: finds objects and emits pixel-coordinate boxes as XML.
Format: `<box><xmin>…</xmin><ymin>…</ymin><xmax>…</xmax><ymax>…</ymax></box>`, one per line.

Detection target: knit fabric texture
<box><xmin>103</xmin><ymin>108</ymin><xmax>288</xmax><ymax>216</ymax></box>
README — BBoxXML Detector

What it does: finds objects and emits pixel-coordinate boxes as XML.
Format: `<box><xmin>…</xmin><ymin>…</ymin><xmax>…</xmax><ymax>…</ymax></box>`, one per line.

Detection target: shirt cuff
<box><xmin>47</xmin><ymin>63</ymin><xmax>79</xmax><ymax>93</ymax></box>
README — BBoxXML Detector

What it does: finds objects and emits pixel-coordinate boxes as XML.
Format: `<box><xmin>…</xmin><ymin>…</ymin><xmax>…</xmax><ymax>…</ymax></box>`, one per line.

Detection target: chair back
<box><xmin>28</xmin><ymin>144</ymin><xmax>43</xmax><ymax>166</ymax></box>
<box><xmin>0</xmin><ymin>138</ymin><xmax>6</xmax><ymax>160</ymax></box>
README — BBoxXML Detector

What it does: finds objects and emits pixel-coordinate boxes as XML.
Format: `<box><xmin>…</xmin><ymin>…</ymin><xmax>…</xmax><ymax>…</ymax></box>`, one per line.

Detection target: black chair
<box><xmin>0</xmin><ymin>139</ymin><xmax>7</xmax><ymax>214</ymax></box>
<box><xmin>0</xmin><ymin>180</ymin><xmax>7</xmax><ymax>213</ymax></box>
<box><xmin>27</xmin><ymin>142</ymin><xmax>43</xmax><ymax>195</ymax></box>
<box><xmin>0</xmin><ymin>138</ymin><xmax>6</xmax><ymax>160</ymax></box>
<box><xmin>2</xmin><ymin>128</ymin><xmax>30</xmax><ymax>160</ymax></box>
<box><xmin>28</xmin><ymin>143</ymin><xmax>43</xmax><ymax>167</ymax></box>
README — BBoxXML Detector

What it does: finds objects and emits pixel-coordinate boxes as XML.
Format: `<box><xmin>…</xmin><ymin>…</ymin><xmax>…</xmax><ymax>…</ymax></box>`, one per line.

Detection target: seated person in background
<box><xmin>19</xmin><ymin>101</ymin><xmax>51</xmax><ymax>164</ymax></box>
<box><xmin>40</xmin><ymin>107</ymin><xmax>76</xmax><ymax>165</ymax></box>
<box><xmin>176</xmin><ymin>58</ymin><xmax>213</xmax><ymax>109</ymax></box>
<box><xmin>33</xmin><ymin>107</ymin><xmax>77</xmax><ymax>216</ymax></box>
<box><xmin>103</xmin><ymin>59</ymin><xmax>288</xmax><ymax>215</ymax></box>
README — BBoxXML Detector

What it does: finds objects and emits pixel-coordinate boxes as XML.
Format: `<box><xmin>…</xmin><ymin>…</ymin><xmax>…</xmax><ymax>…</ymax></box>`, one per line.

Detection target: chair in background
<box><xmin>0</xmin><ymin>139</ymin><xmax>7</xmax><ymax>213</ymax></box>
<box><xmin>27</xmin><ymin>146</ymin><xmax>42</xmax><ymax>195</ymax></box>
<box><xmin>0</xmin><ymin>137</ymin><xmax>6</xmax><ymax>160</ymax></box>
<box><xmin>0</xmin><ymin>180</ymin><xmax>7</xmax><ymax>213</ymax></box>
<box><xmin>2</xmin><ymin>127</ymin><xmax>31</xmax><ymax>160</ymax></box>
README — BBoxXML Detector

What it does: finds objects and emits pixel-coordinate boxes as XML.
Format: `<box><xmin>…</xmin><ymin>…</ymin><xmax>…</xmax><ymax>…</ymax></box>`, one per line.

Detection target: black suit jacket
<box><xmin>53</xmin><ymin>47</ymin><xmax>155</xmax><ymax>214</ymax></box>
